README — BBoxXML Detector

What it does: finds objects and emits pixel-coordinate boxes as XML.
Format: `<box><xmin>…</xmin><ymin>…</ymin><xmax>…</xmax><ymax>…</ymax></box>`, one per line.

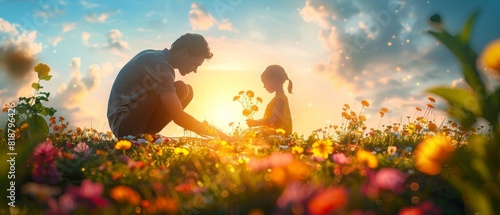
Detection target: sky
<box><xmin>0</xmin><ymin>0</ymin><xmax>499</xmax><ymax>137</ymax></box>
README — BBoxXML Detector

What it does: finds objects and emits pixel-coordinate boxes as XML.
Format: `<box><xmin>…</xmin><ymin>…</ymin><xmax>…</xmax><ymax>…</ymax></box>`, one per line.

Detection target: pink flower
<box><xmin>362</xmin><ymin>168</ymin><xmax>408</xmax><ymax>198</ymax></box>
<box><xmin>373</xmin><ymin>168</ymin><xmax>408</xmax><ymax>193</ymax></box>
<box><xmin>32</xmin><ymin>140</ymin><xmax>61</xmax><ymax>185</ymax></box>
<box><xmin>73</xmin><ymin>142</ymin><xmax>91</xmax><ymax>158</ymax></box>
<box><xmin>66</xmin><ymin>179</ymin><xmax>108</xmax><ymax>207</ymax></box>
<box><xmin>332</xmin><ymin>153</ymin><xmax>350</xmax><ymax>164</ymax></box>
<box><xmin>47</xmin><ymin>193</ymin><xmax>76</xmax><ymax>215</ymax></box>
<box><xmin>248</xmin><ymin>152</ymin><xmax>293</xmax><ymax>171</ymax></box>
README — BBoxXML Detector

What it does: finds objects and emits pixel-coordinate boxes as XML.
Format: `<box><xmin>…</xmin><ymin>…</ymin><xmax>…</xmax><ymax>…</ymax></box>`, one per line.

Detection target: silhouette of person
<box><xmin>246</xmin><ymin>65</ymin><xmax>293</xmax><ymax>136</ymax></box>
<box><xmin>107</xmin><ymin>33</ymin><xmax>230</xmax><ymax>140</ymax></box>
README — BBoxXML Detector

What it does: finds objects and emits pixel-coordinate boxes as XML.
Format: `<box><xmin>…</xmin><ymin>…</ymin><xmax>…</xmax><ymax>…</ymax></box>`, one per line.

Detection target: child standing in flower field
<box><xmin>246</xmin><ymin>65</ymin><xmax>293</xmax><ymax>135</ymax></box>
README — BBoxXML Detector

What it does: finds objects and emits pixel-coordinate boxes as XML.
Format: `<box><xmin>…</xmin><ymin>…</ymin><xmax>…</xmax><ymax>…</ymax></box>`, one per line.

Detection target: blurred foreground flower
<box><xmin>481</xmin><ymin>38</ymin><xmax>500</xmax><ymax>76</ymax></box>
<box><xmin>109</xmin><ymin>185</ymin><xmax>141</xmax><ymax>205</ymax></box>
<box><xmin>413</xmin><ymin>134</ymin><xmax>456</xmax><ymax>175</ymax></box>
<box><xmin>308</xmin><ymin>187</ymin><xmax>349</xmax><ymax>215</ymax></box>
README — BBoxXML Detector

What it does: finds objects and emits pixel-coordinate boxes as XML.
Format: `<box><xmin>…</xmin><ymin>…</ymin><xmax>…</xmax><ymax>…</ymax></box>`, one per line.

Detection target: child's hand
<box><xmin>246</xmin><ymin>119</ymin><xmax>257</xmax><ymax>127</ymax></box>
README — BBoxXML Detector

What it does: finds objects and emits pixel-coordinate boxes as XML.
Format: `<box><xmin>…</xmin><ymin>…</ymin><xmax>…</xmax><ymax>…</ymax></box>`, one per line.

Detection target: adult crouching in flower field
<box><xmin>107</xmin><ymin>33</ymin><xmax>231</xmax><ymax>140</ymax></box>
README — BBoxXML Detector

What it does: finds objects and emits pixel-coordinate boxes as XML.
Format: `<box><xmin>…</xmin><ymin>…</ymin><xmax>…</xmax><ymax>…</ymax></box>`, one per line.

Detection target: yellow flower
<box><xmin>233</xmin><ymin>95</ymin><xmax>240</xmax><ymax>101</ymax></box>
<box><xmin>276</xmin><ymin>128</ymin><xmax>286</xmax><ymax>135</ymax></box>
<box><xmin>481</xmin><ymin>38</ymin><xmax>500</xmax><ymax>74</ymax></box>
<box><xmin>156</xmin><ymin>146</ymin><xmax>163</xmax><ymax>156</ymax></box>
<box><xmin>312</xmin><ymin>139</ymin><xmax>334</xmax><ymax>159</ymax></box>
<box><xmin>220</xmin><ymin>140</ymin><xmax>227</xmax><ymax>146</ymax></box>
<box><xmin>114</xmin><ymin>140</ymin><xmax>132</xmax><ymax>150</ymax></box>
<box><xmin>174</xmin><ymin>147</ymin><xmax>189</xmax><ymax>155</ymax></box>
<box><xmin>356</xmin><ymin>149</ymin><xmax>378</xmax><ymax>169</ymax></box>
<box><xmin>144</xmin><ymin>133</ymin><xmax>154</xmax><ymax>142</ymax></box>
<box><xmin>109</xmin><ymin>185</ymin><xmax>141</xmax><ymax>205</ymax></box>
<box><xmin>291</xmin><ymin>146</ymin><xmax>304</xmax><ymax>154</ymax></box>
<box><xmin>251</xmin><ymin>104</ymin><xmax>259</xmax><ymax>111</ymax></box>
<box><xmin>361</xmin><ymin>100</ymin><xmax>370</xmax><ymax>107</ymax></box>
<box><xmin>413</xmin><ymin>134</ymin><xmax>456</xmax><ymax>175</ymax></box>
<box><xmin>238</xmin><ymin>90</ymin><xmax>245</xmax><ymax>95</ymax></box>
<box><xmin>33</xmin><ymin>63</ymin><xmax>52</xmax><ymax>81</ymax></box>
<box><xmin>256</xmin><ymin>97</ymin><xmax>263</xmax><ymax>103</ymax></box>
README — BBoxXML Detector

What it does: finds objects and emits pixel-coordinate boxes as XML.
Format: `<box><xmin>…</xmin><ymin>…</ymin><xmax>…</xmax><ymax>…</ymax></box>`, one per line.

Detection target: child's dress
<box><xmin>263</xmin><ymin>94</ymin><xmax>292</xmax><ymax>135</ymax></box>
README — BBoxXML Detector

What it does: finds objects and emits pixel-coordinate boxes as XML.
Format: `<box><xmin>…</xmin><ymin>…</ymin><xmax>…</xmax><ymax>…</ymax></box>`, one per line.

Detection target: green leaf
<box><xmin>459</xmin><ymin>10</ymin><xmax>480</xmax><ymax>43</ymax></box>
<box><xmin>31</xmin><ymin>82</ymin><xmax>42</xmax><ymax>91</ymax></box>
<box><xmin>27</xmin><ymin>114</ymin><xmax>49</xmax><ymax>144</ymax></box>
<box><xmin>427</xmin><ymin>87</ymin><xmax>482</xmax><ymax>116</ymax></box>
<box><xmin>45</xmin><ymin>107</ymin><xmax>57</xmax><ymax>116</ymax></box>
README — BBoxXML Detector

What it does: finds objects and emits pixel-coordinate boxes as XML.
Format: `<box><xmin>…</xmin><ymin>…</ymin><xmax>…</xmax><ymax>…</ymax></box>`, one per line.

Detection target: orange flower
<box><xmin>381</xmin><ymin>107</ymin><xmax>389</xmax><ymax>113</ymax></box>
<box><xmin>344</xmin><ymin>104</ymin><xmax>350</xmax><ymax>109</ymax></box>
<box><xmin>415</xmin><ymin>107</ymin><xmax>422</xmax><ymax>111</ymax></box>
<box><xmin>481</xmin><ymin>39</ymin><xmax>500</xmax><ymax>75</ymax></box>
<box><xmin>413</xmin><ymin>134</ymin><xmax>456</xmax><ymax>175</ymax></box>
<box><xmin>356</xmin><ymin>149</ymin><xmax>378</xmax><ymax>169</ymax></box>
<box><xmin>238</xmin><ymin>90</ymin><xmax>245</xmax><ymax>95</ymax></box>
<box><xmin>251</xmin><ymin>105</ymin><xmax>259</xmax><ymax>111</ymax></box>
<box><xmin>308</xmin><ymin>187</ymin><xmax>348</xmax><ymax>215</ymax></box>
<box><xmin>115</xmin><ymin>140</ymin><xmax>132</xmax><ymax>150</ymax></box>
<box><xmin>109</xmin><ymin>185</ymin><xmax>141</xmax><ymax>205</ymax></box>
<box><xmin>233</xmin><ymin>95</ymin><xmax>240</xmax><ymax>101</ymax></box>
<box><xmin>428</xmin><ymin>97</ymin><xmax>436</xmax><ymax>103</ymax></box>
<box><xmin>379</xmin><ymin>111</ymin><xmax>385</xmax><ymax>117</ymax></box>
<box><xmin>428</xmin><ymin>122</ymin><xmax>438</xmax><ymax>132</ymax></box>
<box><xmin>144</xmin><ymin>133</ymin><xmax>154</xmax><ymax>142</ymax></box>
<box><xmin>361</xmin><ymin>99</ymin><xmax>370</xmax><ymax>107</ymax></box>
<box><xmin>427</xmin><ymin>104</ymin><xmax>435</xmax><ymax>109</ymax></box>
<box><xmin>2</xmin><ymin>104</ymin><xmax>9</xmax><ymax>113</ymax></box>
<box><xmin>246</xmin><ymin>90</ymin><xmax>254</xmax><ymax>98</ymax></box>
<box><xmin>359</xmin><ymin>115</ymin><xmax>367</xmax><ymax>121</ymax></box>
<box><xmin>242</xmin><ymin>109</ymin><xmax>252</xmax><ymax>117</ymax></box>
<box><xmin>256</xmin><ymin>97</ymin><xmax>263</xmax><ymax>103</ymax></box>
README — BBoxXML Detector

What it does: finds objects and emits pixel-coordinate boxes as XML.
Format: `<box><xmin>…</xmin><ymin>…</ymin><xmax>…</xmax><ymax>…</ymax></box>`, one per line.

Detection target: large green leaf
<box><xmin>427</xmin><ymin>87</ymin><xmax>482</xmax><ymax>116</ymax></box>
<box><xmin>27</xmin><ymin>114</ymin><xmax>49</xmax><ymax>145</ymax></box>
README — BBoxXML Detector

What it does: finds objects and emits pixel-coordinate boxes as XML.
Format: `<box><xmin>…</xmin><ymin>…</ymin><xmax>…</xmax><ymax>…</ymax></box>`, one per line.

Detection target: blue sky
<box><xmin>1</xmin><ymin>0</ymin><xmax>499</xmax><ymax>137</ymax></box>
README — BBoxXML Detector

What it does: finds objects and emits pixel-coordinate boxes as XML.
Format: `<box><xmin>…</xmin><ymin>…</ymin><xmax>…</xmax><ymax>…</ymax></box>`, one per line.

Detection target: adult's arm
<box><xmin>160</xmin><ymin>92</ymin><xmax>230</xmax><ymax>139</ymax></box>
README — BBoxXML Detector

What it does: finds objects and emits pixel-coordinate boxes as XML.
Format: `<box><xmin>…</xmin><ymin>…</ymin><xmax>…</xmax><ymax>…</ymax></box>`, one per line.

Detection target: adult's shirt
<box><xmin>107</xmin><ymin>48</ymin><xmax>175</xmax><ymax>118</ymax></box>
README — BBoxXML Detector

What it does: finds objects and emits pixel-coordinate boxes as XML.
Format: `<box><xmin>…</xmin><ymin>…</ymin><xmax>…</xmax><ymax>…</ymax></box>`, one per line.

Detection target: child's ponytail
<box><xmin>287</xmin><ymin>78</ymin><xmax>293</xmax><ymax>94</ymax></box>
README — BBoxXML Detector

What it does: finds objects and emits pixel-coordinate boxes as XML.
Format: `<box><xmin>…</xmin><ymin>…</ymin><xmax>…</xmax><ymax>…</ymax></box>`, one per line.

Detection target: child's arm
<box><xmin>246</xmin><ymin>99</ymin><xmax>284</xmax><ymax>128</ymax></box>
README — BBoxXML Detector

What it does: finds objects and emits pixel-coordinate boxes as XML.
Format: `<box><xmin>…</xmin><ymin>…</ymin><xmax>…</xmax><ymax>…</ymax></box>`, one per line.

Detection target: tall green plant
<box><xmin>1</xmin><ymin>63</ymin><xmax>57</xmax><ymax>211</ymax></box>
<box><xmin>426</xmin><ymin>11</ymin><xmax>500</xmax><ymax>215</ymax></box>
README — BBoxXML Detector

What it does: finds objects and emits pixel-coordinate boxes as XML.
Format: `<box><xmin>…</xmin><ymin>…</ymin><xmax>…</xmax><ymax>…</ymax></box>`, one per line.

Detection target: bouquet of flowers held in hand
<box><xmin>233</xmin><ymin>90</ymin><xmax>262</xmax><ymax>119</ymax></box>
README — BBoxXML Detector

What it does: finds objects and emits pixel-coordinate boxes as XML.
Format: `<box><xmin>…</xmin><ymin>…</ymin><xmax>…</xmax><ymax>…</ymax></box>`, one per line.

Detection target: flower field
<box><xmin>1</xmin><ymin>12</ymin><xmax>500</xmax><ymax>215</ymax></box>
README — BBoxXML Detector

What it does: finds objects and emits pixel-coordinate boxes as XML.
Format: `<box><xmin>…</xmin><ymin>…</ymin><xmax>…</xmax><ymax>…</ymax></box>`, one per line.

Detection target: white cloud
<box><xmin>84</xmin><ymin>11</ymin><xmax>117</xmax><ymax>23</ymax></box>
<box><xmin>105</xmin><ymin>29</ymin><xmax>129</xmax><ymax>50</ymax></box>
<box><xmin>189</xmin><ymin>3</ymin><xmax>216</xmax><ymax>30</ymax></box>
<box><xmin>53</xmin><ymin>57</ymin><xmax>112</xmax><ymax>108</ymax></box>
<box><xmin>62</xmin><ymin>22</ymin><xmax>76</xmax><ymax>33</ymax></box>
<box><xmin>81</xmin><ymin>0</ymin><xmax>98</xmax><ymax>9</ymax></box>
<box><xmin>51</xmin><ymin>36</ymin><xmax>63</xmax><ymax>46</ymax></box>
<box><xmin>0</xmin><ymin>18</ymin><xmax>19</xmax><ymax>35</ymax></box>
<box><xmin>300</xmin><ymin>1</ymin><xmax>331</xmax><ymax>29</ymax></box>
<box><xmin>218</xmin><ymin>19</ymin><xmax>237</xmax><ymax>32</ymax></box>
<box><xmin>0</xmin><ymin>19</ymin><xmax>43</xmax><ymax>79</ymax></box>
<box><xmin>82</xmin><ymin>31</ymin><xmax>91</xmax><ymax>45</ymax></box>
